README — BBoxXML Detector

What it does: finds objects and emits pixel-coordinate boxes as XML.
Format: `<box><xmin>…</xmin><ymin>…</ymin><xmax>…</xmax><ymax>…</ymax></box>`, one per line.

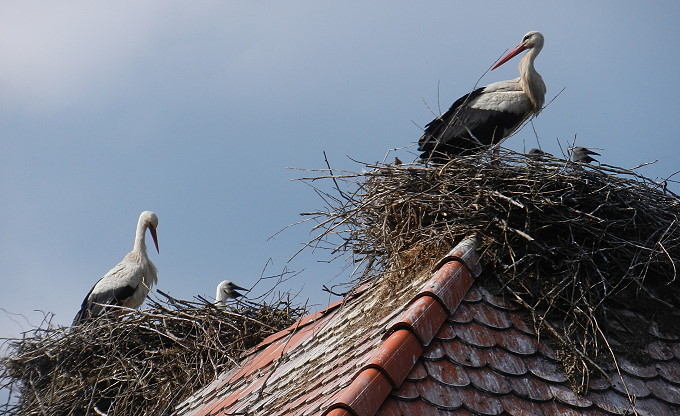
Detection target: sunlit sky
<box><xmin>1</xmin><ymin>2</ymin><xmax>679</xmax><ymax>343</ymax></box>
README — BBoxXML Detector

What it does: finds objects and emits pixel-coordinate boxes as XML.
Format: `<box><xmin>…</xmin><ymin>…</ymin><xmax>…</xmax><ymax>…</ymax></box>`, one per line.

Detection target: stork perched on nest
<box><xmin>72</xmin><ymin>211</ymin><xmax>159</xmax><ymax>325</ymax></box>
<box><xmin>215</xmin><ymin>280</ymin><xmax>247</xmax><ymax>306</ymax></box>
<box><xmin>419</xmin><ymin>31</ymin><xmax>547</xmax><ymax>162</ymax></box>
<box><xmin>571</xmin><ymin>147</ymin><xmax>600</xmax><ymax>164</ymax></box>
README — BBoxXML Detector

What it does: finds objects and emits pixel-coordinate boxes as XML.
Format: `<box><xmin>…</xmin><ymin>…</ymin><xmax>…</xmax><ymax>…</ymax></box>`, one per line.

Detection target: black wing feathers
<box><xmin>418</xmin><ymin>87</ymin><xmax>524</xmax><ymax>161</ymax></box>
<box><xmin>72</xmin><ymin>283</ymin><xmax>137</xmax><ymax>325</ymax></box>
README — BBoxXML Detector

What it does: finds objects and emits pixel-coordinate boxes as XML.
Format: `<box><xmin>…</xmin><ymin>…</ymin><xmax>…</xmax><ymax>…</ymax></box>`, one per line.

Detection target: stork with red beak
<box><xmin>418</xmin><ymin>31</ymin><xmax>547</xmax><ymax>161</ymax></box>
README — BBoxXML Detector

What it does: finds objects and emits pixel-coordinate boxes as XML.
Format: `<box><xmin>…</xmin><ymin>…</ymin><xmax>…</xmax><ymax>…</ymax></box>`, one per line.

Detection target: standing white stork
<box><xmin>215</xmin><ymin>280</ymin><xmax>247</xmax><ymax>306</ymax></box>
<box><xmin>418</xmin><ymin>31</ymin><xmax>547</xmax><ymax>161</ymax></box>
<box><xmin>72</xmin><ymin>211</ymin><xmax>159</xmax><ymax>325</ymax></box>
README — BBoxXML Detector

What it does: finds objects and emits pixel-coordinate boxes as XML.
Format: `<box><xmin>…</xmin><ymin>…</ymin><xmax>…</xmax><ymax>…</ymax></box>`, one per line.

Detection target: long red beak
<box><xmin>149</xmin><ymin>227</ymin><xmax>159</xmax><ymax>254</ymax></box>
<box><xmin>491</xmin><ymin>43</ymin><xmax>528</xmax><ymax>70</ymax></box>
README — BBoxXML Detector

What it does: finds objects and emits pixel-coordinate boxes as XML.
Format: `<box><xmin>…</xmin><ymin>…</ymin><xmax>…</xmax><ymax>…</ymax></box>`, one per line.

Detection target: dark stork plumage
<box><xmin>528</xmin><ymin>148</ymin><xmax>551</xmax><ymax>157</ymax></box>
<box><xmin>72</xmin><ymin>211</ymin><xmax>159</xmax><ymax>325</ymax></box>
<box><xmin>571</xmin><ymin>147</ymin><xmax>600</xmax><ymax>163</ymax></box>
<box><xmin>419</xmin><ymin>31</ymin><xmax>547</xmax><ymax>162</ymax></box>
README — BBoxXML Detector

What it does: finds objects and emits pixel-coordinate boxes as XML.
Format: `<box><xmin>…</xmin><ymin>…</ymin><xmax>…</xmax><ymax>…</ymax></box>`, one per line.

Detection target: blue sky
<box><xmin>1</xmin><ymin>2</ymin><xmax>679</xmax><ymax>342</ymax></box>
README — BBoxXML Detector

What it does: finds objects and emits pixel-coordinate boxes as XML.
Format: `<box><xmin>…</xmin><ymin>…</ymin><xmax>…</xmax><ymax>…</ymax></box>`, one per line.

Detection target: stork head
<box><xmin>140</xmin><ymin>211</ymin><xmax>160</xmax><ymax>254</ymax></box>
<box><xmin>216</xmin><ymin>280</ymin><xmax>247</xmax><ymax>305</ymax></box>
<box><xmin>491</xmin><ymin>31</ymin><xmax>544</xmax><ymax>70</ymax></box>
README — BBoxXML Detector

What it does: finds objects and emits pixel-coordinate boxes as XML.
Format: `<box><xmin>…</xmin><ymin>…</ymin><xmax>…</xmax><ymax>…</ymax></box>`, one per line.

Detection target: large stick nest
<box><xmin>0</xmin><ymin>291</ymin><xmax>305</xmax><ymax>415</ymax></box>
<box><xmin>298</xmin><ymin>150</ymin><xmax>680</xmax><ymax>391</ymax></box>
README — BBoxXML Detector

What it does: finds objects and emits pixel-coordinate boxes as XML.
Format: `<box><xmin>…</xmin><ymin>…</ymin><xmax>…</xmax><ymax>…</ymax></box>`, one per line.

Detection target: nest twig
<box><xmin>295</xmin><ymin>150</ymin><xmax>680</xmax><ymax>391</ymax></box>
<box><xmin>0</xmin><ymin>291</ymin><xmax>305</xmax><ymax>415</ymax></box>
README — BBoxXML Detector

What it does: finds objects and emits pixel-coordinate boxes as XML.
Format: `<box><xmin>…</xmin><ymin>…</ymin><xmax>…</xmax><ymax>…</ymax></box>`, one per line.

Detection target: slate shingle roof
<box><xmin>175</xmin><ymin>236</ymin><xmax>680</xmax><ymax>416</ymax></box>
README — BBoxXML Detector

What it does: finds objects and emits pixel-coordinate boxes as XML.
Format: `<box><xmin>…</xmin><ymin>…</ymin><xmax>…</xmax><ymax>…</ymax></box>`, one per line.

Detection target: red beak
<box><xmin>491</xmin><ymin>43</ymin><xmax>528</xmax><ymax>70</ymax></box>
<box><xmin>149</xmin><ymin>227</ymin><xmax>159</xmax><ymax>254</ymax></box>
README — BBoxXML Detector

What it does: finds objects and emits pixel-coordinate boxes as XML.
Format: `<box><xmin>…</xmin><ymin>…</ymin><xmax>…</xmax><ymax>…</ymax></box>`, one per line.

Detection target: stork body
<box><xmin>72</xmin><ymin>211</ymin><xmax>159</xmax><ymax>325</ymax></box>
<box><xmin>528</xmin><ymin>148</ymin><xmax>551</xmax><ymax>157</ymax></box>
<box><xmin>571</xmin><ymin>147</ymin><xmax>600</xmax><ymax>164</ymax></box>
<box><xmin>419</xmin><ymin>31</ymin><xmax>546</xmax><ymax>161</ymax></box>
<box><xmin>215</xmin><ymin>280</ymin><xmax>246</xmax><ymax>306</ymax></box>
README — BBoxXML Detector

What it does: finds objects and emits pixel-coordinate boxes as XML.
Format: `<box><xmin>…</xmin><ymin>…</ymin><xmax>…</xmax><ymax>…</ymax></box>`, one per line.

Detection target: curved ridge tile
<box><xmin>368</xmin><ymin>329</ymin><xmax>423</xmax><ymax>387</ymax></box>
<box><xmin>323</xmin><ymin>368</ymin><xmax>392</xmax><ymax>416</ymax></box>
<box><xmin>373</xmin><ymin>398</ymin><xmax>402</xmax><ymax>416</ymax></box>
<box><xmin>325</xmin><ymin>408</ymin><xmax>354</xmax><ymax>416</ymax></box>
<box><xmin>389</xmin><ymin>296</ymin><xmax>448</xmax><ymax>345</ymax></box>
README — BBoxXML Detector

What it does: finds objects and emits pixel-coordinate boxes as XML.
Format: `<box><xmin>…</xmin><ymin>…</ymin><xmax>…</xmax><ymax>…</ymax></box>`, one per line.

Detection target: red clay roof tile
<box><xmin>423</xmin><ymin>358</ymin><xmax>470</xmax><ymax>387</ymax></box>
<box><xmin>524</xmin><ymin>355</ymin><xmax>567</xmax><ymax>382</ymax></box>
<box><xmin>416</xmin><ymin>378</ymin><xmax>464</xmax><ymax>410</ymax></box>
<box><xmin>457</xmin><ymin>386</ymin><xmax>503</xmax><ymax>415</ymax></box>
<box><xmin>176</xmin><ymin>235</ymin><xmax>680</xmax><ymax>416</ymax></box>
<box><xmin>324</xmin><ymin>368</ymin><xmax>393</xmax><ymax>416</ymax></box>
<box><xmin>390</xmin><ymin>380</ymin><xmax>419</xmax><ymax>401</ymax></box>
<box><xmin>452</xmin><ymin>321</ymin><xmax>497</xmax><ymax>348</ymax></box>
<box><xmin>368</xmin><ymin>329</ymin><xmax>423</xmax><ymax>387</ymax></box>
<box><xmin>405</xmin><ymin>361</ymin><xmax>427</xmax><ymax>381</ymax></box>
<box><xmin>325</xmin><ymin>409</ymin><xmax>355</xmax><ymax>416</ymax></box>
<box><xmin>388</xmin><ymin>296</ymin><xmax>447</xmax><ymax>345</ymax></box>
<box><xmin>465</xmin><ymin>367</ymin><xmax>512</xmax><ymax>395</ymax></box>
<box><xmin>441</xmin><ymin>338</ymin><xmax>487</xmax><ymax>368</ymax></box>
<box><xmin>483</xmin><ymin>348</ymin><xmax>528</xmax><ymax>376</ymax></box>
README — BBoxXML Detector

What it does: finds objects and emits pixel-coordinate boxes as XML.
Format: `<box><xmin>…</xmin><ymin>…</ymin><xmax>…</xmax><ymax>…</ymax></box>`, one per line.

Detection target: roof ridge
<box><xmin>321</xmin><ymin>235</ymin><xmax>481</xmax><ymax>416</ymax></box>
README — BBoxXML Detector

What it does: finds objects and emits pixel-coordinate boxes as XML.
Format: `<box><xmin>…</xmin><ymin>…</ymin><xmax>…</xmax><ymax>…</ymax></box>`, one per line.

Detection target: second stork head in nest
<box><xmin>418</xmin><ymin>31</ymin><xmax>547</xmax><ymax>162</ymax></box>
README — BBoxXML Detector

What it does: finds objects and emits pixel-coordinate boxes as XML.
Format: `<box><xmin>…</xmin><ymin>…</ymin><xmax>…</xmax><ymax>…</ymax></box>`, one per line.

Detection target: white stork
<box><xmin>419</xmin><ymin>31</ymin><xmax>547</xmax><ymax>161</ymax></box>
<box><xmin>215</xmin><ymin>280</ymin><xmax>246</xmax><ymax>306</ymax></box>
<box><xmin>571</xmin><ymin>147</ymin><xmax>600</xmax><ymax>163</ymax></box>
<box><xmin>72</xmin><ymin>211</ymin><xmax>159</xmax><ymax>325</ymax></box>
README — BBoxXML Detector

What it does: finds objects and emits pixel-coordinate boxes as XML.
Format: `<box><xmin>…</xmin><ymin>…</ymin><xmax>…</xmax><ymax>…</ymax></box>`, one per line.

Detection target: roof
<box><xmin>175</xmin><ymin>236</ymin><xmax>680</xmax><ymax>416</ymax></box>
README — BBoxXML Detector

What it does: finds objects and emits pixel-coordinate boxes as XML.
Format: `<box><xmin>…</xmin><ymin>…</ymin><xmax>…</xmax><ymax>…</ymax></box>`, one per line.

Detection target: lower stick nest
<box><xmin>298</xmin><ymin>150</ymin><xmax>680</xmax><ymax>392</ymax></box>
<box><xmin>0</xmin><ymin>292</ymin><xmax>305</xmax><ymax>415</ymax></box>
